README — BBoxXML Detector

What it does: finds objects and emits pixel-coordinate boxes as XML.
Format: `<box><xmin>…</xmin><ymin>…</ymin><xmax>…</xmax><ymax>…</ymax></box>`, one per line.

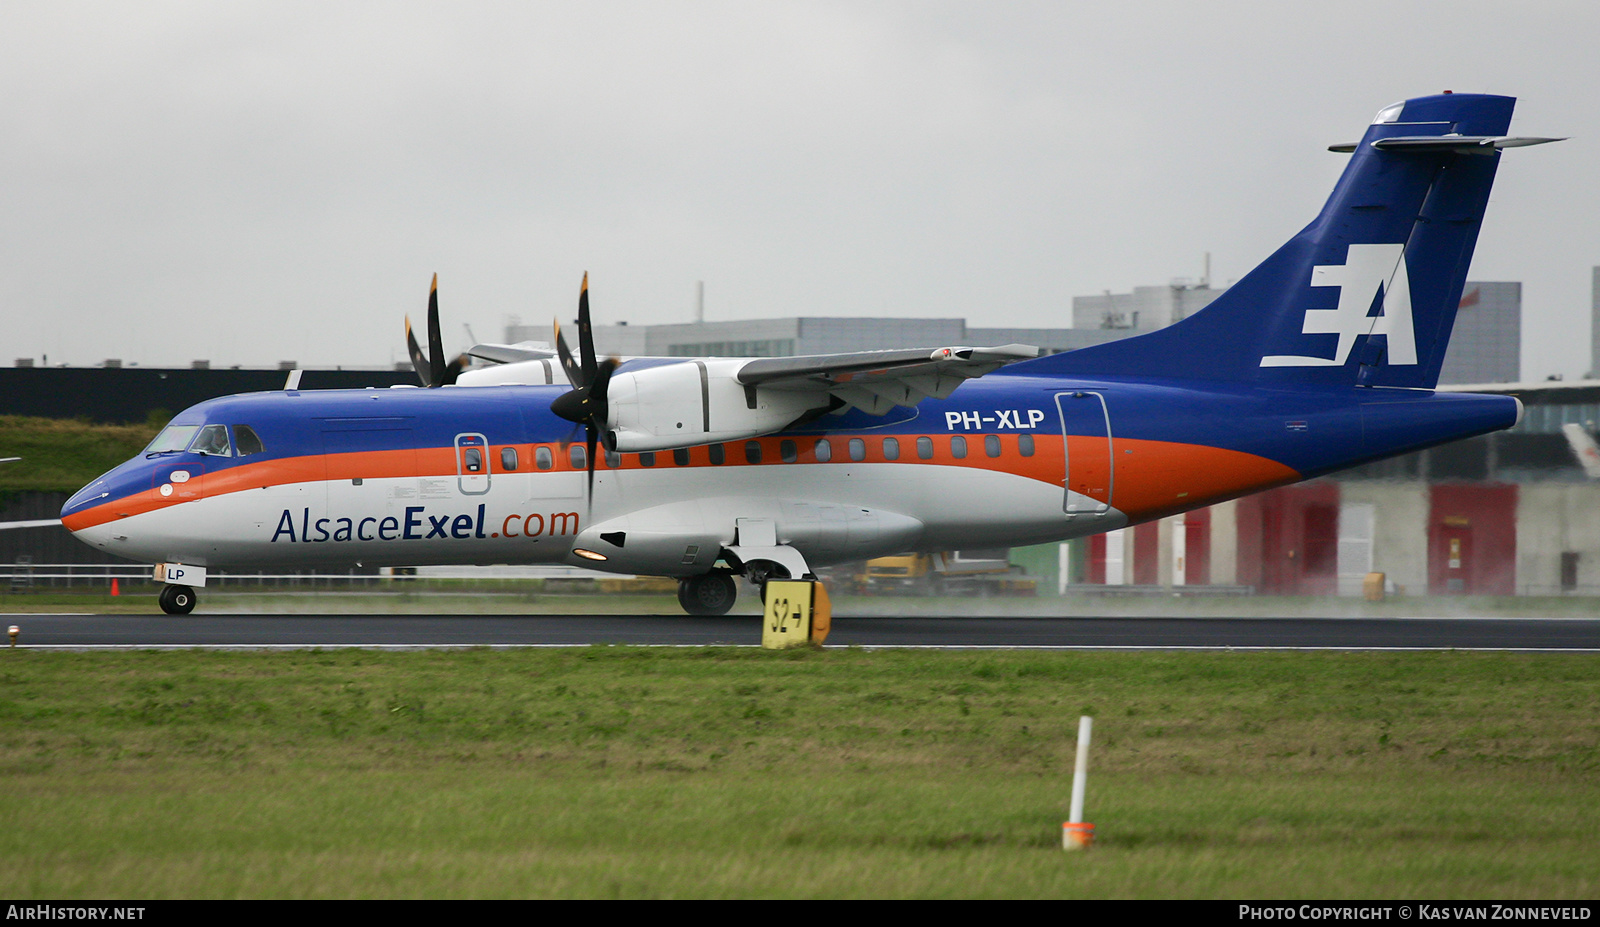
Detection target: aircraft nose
<box><xmin>60</xmin><ymin>483</ymin><xmax>111</xmax><ymax>526</ymax></box>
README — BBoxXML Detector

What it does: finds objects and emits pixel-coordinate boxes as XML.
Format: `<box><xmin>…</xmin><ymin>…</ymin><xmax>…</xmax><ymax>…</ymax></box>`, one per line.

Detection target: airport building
<box><xmin>1070</xmin><ymin>280</ymin><xmax>1223</xmax><ymax>332</ymax></box>
<box><xmin>1438</xmin><ymin>282</ymin><xmax>1521</xmax><ymax>385</ymax></box>
<box><xmin>502</xmin><ymin>316</ymin><xmax>1132</xmax><ymax>360</ymax></box>
<box><xmin>1591</xmin><ymin>266</ymin><xmax>1600</xmax><ymax>379</ymax></box>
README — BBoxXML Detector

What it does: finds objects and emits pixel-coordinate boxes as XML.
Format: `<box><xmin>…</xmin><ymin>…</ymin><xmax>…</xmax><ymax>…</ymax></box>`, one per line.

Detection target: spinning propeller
<box><xmin>405</xmin><ymin>274</ymin><xmax>468</xmax><ymax>388</ymax></box>
<box><xmin>549</xmin><ymin>273</ymin><xmax>619</xmax><ymax>506</ymax></box>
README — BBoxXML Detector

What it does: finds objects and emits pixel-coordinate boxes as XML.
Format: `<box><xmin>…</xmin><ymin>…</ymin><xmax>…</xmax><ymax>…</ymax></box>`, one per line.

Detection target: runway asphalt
<box><xmin>5</xmin><ymin>613</ymin><xmax>1600</xmax><ymax>650</ymax></box>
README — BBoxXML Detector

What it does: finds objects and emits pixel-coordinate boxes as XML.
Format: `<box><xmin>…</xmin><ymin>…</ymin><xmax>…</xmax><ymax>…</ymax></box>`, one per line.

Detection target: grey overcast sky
<box><xmin>3</xmin><ymin>1</ymin><xmax>1596</xmax><ymax>376</ymax></box>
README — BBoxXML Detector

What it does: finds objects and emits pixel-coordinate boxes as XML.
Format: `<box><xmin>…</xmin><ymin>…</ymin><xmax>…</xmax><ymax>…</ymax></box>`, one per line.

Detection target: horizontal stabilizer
<box><xmin>1329</xmin><ymin>135</ymin><xmax>1563</xmax><ymax>154</ymax></box>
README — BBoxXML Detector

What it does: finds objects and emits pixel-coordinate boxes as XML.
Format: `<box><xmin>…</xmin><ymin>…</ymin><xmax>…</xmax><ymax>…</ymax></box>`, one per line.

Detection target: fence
<box><xmin>2</xmin><ymin>562</ymin><xmax>616</xmax><ymax>591</ymax></box>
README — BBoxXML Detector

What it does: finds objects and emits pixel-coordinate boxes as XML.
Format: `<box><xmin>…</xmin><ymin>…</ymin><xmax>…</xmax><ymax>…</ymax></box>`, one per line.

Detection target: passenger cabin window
<box><xmin>569</xmin><ymin>445</ymin><xmax>586</xmax><ymax>469</ymax></box>
<box><xmin>814</xmin><ymin>439</ymin><xmax>832</xmax><ymax>462</ymax></box>
<box><xmin>1018</xmin><ymin>434</ymin><xmax>1035</xmax><ymax>457</ymax></box>
<box><xmin>463</xmin><ymin>447</ymin><xmax>483</xmax><ymax>472</ymax></box>
<box><xmin>984</xmin><ymin>435</ymin><xmax>1001</xmax><ymax>458</ymax></box>
<box><xmin>535</xmin><ymin>446</ymin><xmax>554</xmax><ymax>470</ymax></box>
<box><xmin>951</xmin><ymin>436</ymin><xmax>968</xmax><ymax>459</ymax></box>
<box><xmin>916</xmin><ymin>436</ymin><xmax>933</xmax><ymax>460</ymax></box>
<box><xmin>883</xmin><ymin>437</ymin><xmax>900</xmax><ymax>460</ymax></box>
<box><xmin>191</xmin><ymin>424</ymin><xmax>232</xmax><ymax>457</ymax></box>
<box><xmin>849</xmin><ymin>438</ymin><xmax>866</xmax><ymax>462</ymax></box>
<box><xmin>604</xmin><ymin>450</ymin><xmax>621</xmax><ymax>469</ymax></box>
<box><xmin>232</xmin><ymin>425</ymin><xmax>265</xmax><ymax>457</ymax></box>
<box><xmin>780</xmin><ymin>440</ymin><xmax>798</xmax><ymax>463</ymax></box>
<box><xmin>744</xmin><ymin>441</ymin><xmax>762</xmax><ymax>464</ymax></box>
<box><xmin>709</xmin><ymin>444</ymin><xmax>726</xmax><ymax>465</ymax></box>
<box><xmin>673</xmin><ymin>448</ymin><xmax>690</xmax><ymax>466</ymax></box>
<box><xmin>501</xmin><ymin>447</ymin><xmax>519</xmax><ymax>471</ymax></box>
<box><xmin>640</xmin><ymin>452</ymin><xmax>656</xmax><ymax>467</ymax></box>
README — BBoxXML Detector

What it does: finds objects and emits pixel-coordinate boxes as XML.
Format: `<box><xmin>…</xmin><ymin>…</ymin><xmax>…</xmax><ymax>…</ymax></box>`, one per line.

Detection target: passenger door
<box><xmin>1055</xmin><ymin>391</ymin><xmax>1114</xmax><ymax>518</ymax></box>
<box><xmin>456</xmin><ymin>433</ymin><xmax>490</xmax><ymax>495</ymax></box>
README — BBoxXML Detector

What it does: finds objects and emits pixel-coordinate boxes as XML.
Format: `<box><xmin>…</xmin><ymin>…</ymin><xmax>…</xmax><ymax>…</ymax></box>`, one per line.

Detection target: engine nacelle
<box><xmin>606</xmin><ymin>359</ymin><xmax>828</xmax><ymax>453</ymax></box>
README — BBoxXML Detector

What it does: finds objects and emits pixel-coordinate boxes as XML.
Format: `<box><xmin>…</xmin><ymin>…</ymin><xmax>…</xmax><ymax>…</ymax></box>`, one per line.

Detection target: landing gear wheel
<box><xmin>678</xmin><ymin>574</ymin><xmax>738</xmax><ymax>616</ymax></box>
<box><xmin>159</xmin><ymin>584</ymin><xmax>197</xmax><ymax>615</ymax></box>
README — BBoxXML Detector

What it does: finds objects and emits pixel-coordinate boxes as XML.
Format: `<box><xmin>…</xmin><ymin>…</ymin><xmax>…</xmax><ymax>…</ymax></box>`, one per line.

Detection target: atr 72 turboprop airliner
<box><xmin>61</xmin><ymin>93</ymin><xmax>1558</xmax><ymax>616</ymax></box>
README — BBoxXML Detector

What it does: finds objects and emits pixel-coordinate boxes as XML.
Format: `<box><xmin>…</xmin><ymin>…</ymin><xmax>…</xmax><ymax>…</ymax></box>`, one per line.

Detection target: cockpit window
<box><xmin>233</xmin><ymin>425</ymin><xmax>265</xmax><ymax>457</ymax></box>
<box><xmin>190</xmin><ymin>424</ymin><xmax>233</xmax><ymax>457</ymax></box>
<box><xmin>144</xmin><ymin>423</ymin><xmax>200</xmax><ymax>456</ymax></box>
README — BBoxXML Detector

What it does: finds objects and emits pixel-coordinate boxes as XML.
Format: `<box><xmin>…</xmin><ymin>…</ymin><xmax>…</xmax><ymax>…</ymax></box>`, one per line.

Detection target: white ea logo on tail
<box><xmin>1260</xmin><ymin>243</ymin><xmax>1417</xmax><ymax>368</ymax></box>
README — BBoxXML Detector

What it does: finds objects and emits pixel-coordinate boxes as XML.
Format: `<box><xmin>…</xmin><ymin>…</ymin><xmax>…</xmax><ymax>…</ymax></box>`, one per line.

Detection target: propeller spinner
<box><xmin>550</xmin><ymin>273</ymin><xmax>619</xmax><ymax>506</ymax></box>
<box><xmin>405</xmin><ymin>274</ymin><xmax>468</xmax><ymax>388</ymax></box>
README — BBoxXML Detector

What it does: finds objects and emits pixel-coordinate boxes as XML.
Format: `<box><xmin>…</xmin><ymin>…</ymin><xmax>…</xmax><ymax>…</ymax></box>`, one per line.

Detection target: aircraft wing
<box><xmin>0</xmin><ymin>519</ymin><xmax>60</xmax><ymax>531</ymax></box>
<box><xmin>737</xmin><ymin>344</ymin><xmax>1040</xmax><ymax>415</ymax></box>
<box><xmin>466</xmin><ymin>342</ymin><xmax>557</xmax><ymax>364</ymax></box>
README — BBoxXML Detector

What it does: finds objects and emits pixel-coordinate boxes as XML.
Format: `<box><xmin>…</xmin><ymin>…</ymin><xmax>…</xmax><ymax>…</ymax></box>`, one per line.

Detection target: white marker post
<box><xmin>1063</xmin><ymin>715</ymin><xmax>1095</xmax><ymax>850</ymax></box>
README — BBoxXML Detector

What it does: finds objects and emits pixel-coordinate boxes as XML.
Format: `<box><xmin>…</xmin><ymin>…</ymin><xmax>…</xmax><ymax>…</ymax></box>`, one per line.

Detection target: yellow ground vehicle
<box><xmin>856</xmin><ymin>549</ymin><xmax>1036</xmax><ymax>596</ymax></box>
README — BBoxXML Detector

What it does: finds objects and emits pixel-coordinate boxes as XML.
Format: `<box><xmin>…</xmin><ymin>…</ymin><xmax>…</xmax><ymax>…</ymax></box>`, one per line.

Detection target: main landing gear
<box><xmin>159</xmin><ymin>584</ymin><xmax>197</xmax><ymax>615</ymax></box>
<box><xmin>676</xmin><ymin>559</ymin><xmax>820</xmax><ymax>617</ymax></box>
<box><xmin>677</xmin><ymin>573</ymin><xmax>738</xmax><ymax>616</ymax></box>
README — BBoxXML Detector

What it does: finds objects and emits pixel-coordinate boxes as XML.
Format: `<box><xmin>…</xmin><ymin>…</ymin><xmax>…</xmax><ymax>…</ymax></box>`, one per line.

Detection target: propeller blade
<box><xmin>427</xmin><ymin>274</ymin><xmax>446</xmax><ymax>388</ymax></box>
<box><xmin>405</xmin><ymin>316</ymin><xmax>434</xmax><ymax>387</ymax></box>
<box><xmin>442</xmin><ymin>354</ymin><xmax>468</xmax><ymax>386</ymax></box>
<box><xmin>554</xmin><ymin>318</ymin><xmax>585</xmax><ymax>390</ymax></box>
<box><xmin>578</xmin><ymin>272</ymin><xmax>597</xmax><ymax>384</ymax></box>
<box><xmin>551</xmin><ymin>274</ymin><xmax>616</xmax><ymax>465</ymax></box>
<box><xmin>585</xmin><ymin>425</ymin><xmax>598</xmax><ymax>514</ymax></box>
<box><xmin>591</xmin><ymin>357</ymin><xmax>617</xmax><ymax>407</ymax></box>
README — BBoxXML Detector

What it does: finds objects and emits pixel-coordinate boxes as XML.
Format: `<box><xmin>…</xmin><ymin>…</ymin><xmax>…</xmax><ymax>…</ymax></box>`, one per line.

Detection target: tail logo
<box><xmin>1260</xmin><ymin>243</ymin><xmax>1417</xmax><ymax>368</ymax></box>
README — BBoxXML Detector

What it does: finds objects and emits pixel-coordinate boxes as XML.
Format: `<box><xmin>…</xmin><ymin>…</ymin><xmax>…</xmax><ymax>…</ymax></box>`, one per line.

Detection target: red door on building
<box><xmin>1237</xmin><ymin>483</ymin><xmax>1341</xmax><ymax>595</ymax></box>
<box><xmin>1427</xmin><ymin>485</ymin><xmax>1515</xmax><ymax>596</ymax></box>
<box><xmin>1434</xmin><ymin>527</ymin><xmax>1473</xmax><ymax>594</ymax></box>
<box><xmin>1300</xmin><ymin>504</ymin><xmax>1339</xmax><ymax>596</ymax></box>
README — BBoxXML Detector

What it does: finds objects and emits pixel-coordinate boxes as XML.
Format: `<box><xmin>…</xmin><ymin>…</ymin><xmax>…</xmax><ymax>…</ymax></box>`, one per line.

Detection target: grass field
<box><xmin>0</xmin><ymin>415</ymin><xmax>158</xmax><ymax>494</ymax></box>
<box><xmin>0</xmin><ymin>647</ymin><xmax>1596</xmax><ymax>898</ymax></box>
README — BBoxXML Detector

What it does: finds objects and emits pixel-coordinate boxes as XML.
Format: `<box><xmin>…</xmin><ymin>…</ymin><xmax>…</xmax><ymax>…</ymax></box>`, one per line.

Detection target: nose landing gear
<box><xmin>159</xmin><ymin>584</ymin><xmax>197</xmax><ymax>615</ymax></box>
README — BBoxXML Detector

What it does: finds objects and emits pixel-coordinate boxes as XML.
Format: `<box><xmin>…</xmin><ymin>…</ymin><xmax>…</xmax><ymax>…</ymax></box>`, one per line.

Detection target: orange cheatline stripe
<box><xmin>60</xmin><ymin>434</ymin><xmax>1298</xmax><ymax>532</ymax></box>
<box><xmin>1102</xmin><ymin>437</ymin><xmax>1299</xmax><ymax>522</ymax></box>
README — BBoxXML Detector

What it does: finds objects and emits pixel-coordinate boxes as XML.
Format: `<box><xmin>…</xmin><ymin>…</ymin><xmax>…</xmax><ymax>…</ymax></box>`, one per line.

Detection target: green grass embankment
<box><xmin>0</xmin><ymin>648</ymin><xmax>1595</xmax><ymax>898</ymax></box>
<box><xmin>0</xmin><ymin>415</ymin><xmax>159</xmax><ymax>495</ymax></box>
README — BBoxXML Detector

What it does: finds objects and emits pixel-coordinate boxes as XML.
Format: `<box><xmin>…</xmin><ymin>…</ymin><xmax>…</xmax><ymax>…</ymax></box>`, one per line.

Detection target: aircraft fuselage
<box><xmin>60</xmin><ymin>374</ymin><xmax>1518</xmax><ymax>574</ymax></box>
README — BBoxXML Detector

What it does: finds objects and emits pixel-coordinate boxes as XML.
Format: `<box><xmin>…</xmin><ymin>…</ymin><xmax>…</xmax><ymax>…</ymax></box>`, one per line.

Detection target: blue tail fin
<box><xmin>1030</xmin><ymin>93</ymin><xmax>1525</xmax><ymax>389</ymax></box>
